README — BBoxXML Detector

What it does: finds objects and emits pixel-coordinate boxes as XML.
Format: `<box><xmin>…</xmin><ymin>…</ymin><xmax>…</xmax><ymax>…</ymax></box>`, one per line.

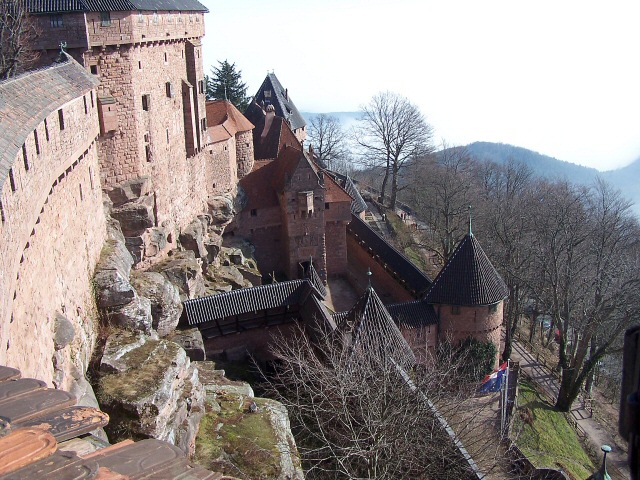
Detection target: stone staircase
<box><xmin>0</xmin><ymin>365</ymin><xmax>228</xmax><ymax>479</ymax></box>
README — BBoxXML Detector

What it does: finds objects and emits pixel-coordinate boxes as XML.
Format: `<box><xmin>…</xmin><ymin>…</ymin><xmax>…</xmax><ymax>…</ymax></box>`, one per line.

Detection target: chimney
<box><xmin>285</xmin><ymin>88</ymin><xmax>289</xmax><ymax>101</ymax></box>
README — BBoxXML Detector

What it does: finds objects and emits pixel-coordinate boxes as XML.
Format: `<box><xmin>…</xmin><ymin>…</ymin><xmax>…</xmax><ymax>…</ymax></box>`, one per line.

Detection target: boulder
<box><xmin>207</xmin><ymin>194</ymin><xmax>235</xmax><ymax>228</ymax></box>
<box><xmin>100</xmin><ymin>331</ymin><xmax>151</xmax><ymax>374</ymax></box>
<box><xmin>105</xmin><ymin>293</ymin><xmax>153</xmax><ymax>334</ymax></box>
<box><xmin>54</xmin><ymin>312</ymin><xmax>75</xmax><ymax>350</ymax></box>
<box><xmin>213</xmin><ymin>265</ymin><xmax>251</xmax><ymax>290</ymax></box>
<box><xmin>167</xmin><ymin>328</ymin><xmax>205</xmax><ymax>361</ymax></box>
<box><xmin>143</xmin><ymin>226</ymin><xmax>168</xmax><ymax>258</ymax></box>
<box><xmin>111</xmin><ymin>195</ymin><xmax>156</xmax><ymax>237</ymax></box>
<box><xmin>130</xmin><ymin>271</ymin><xmax>182</xmax><ymax>337</ymax></box>
<box><xmin>194</xmin><ymin>361</ymin><xmax>254</xmax><ymax>399</ymax></box>
<box><xmin>150</xmin><ymin>251</ymin><xmax>205</xmax><ymax>300</ymax></box>
<box><xmin>179</xmin><ymin>218</ymin><xmax>207</xmax><ymax>259</ymax></box>
<box><xmin>93</xmin><ymin>238</ymin><xmax>136</xmax><ymax>309</ymax></box>
<box><xmin>97</xmin><ymin>339</ymin><xmax>205</xmax><ymax>456</ymax></box>
<box><xmin>106</xmin><ymin>177</ymin><xmax>153</xmax><ymax>207</ymax></box>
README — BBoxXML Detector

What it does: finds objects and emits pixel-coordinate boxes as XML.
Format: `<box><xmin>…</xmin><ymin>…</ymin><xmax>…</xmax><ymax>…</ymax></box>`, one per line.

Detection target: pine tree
<box><xmin>205</xmin><ymin>60</ymin><xmax>249</xmax><ymax>112</ymax></box>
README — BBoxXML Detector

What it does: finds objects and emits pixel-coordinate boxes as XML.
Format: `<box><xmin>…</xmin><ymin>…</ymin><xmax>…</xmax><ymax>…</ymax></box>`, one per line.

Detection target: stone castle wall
<box><xmin>0</xmin><ymin>92</ymin><xmax>105</xmax><ymax>386</ymax></box>
<box><xmin>436</xmin><ymin>303</ymin><xmax>503</xmax><ymax>367</ymax></box>
<box><xmin>88</xmin><ymin>37</ymin><xmax>213</xmax><ymax>235</ymax></box>
<box><xmin>235</xmin><ymin>131</ymin><xmax>254</xmax><ymax>178</ymax></box>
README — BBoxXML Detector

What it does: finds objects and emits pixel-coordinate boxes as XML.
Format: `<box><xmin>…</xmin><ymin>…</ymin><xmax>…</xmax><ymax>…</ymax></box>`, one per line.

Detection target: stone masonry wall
<box><xmin>208</xmin><ymin>140</ymin><xmax>235</xmax><ymax>197</ymax></box>
<box><xmin>235</xmin><ymin>130</ymin><xmax>254</xmax><ymax>179</ymax></box>
<box><xmin>437</xmin><ymin>303</ymin><xmax>503</xmax><ymax>367</ymax></box>
<box><xmin>282</xmin><ymin>162</ymin><xmax>327</xmax><ymax>280</ymax></box>
<box><xmin>0</xmin><ymin>93</ymin><xmax>105</xmax><ymax>386</ymax></box>
<box><xmin>90</xmin><ymin>37</ymin><xmax>212</xmax><ymax>234</ymax></box>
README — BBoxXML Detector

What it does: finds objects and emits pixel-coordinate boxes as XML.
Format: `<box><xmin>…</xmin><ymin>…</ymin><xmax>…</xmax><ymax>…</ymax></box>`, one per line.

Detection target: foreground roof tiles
<box><xmin>0</xmin><ymin>56</ymin><xmax>99</xmax><ymax>192</ymax></box>
<box><xmin>425</xmin><ymin>234</ymin><xmax>509</xmax><ymax>306</ymax></box>
<box><xmin>205</xmin><ymin>100</ymin><xmax>254</xmax><ymax>144</ymax></box>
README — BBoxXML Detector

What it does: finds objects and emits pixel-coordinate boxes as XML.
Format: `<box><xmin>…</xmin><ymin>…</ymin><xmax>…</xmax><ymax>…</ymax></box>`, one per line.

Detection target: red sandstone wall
<box><xmin>346</xmin><ymin>234</ymin><xmax>415</xmax><ymax>304</ymax></box>
<box><xmin>436</xmin><ymin>303</ymin><xmax>503</xmax><ymax>367</ymax></box>
<box><xmin>325</xmin><ymin>221</ymin><xmax>348</xmax><ymax>276</ymax></box>
<box><xmin>0</xmin><ymin>94</ymin><xmax>105</xmax><ymax>386</ymax></box>
<box><xmin>282</xmin><ymin>162</ymin><xmax>327</xmax><ymax>279</ymax></box>
<box><xmin>89</xmin><ymin>37</ymin><xmax>213</xmax><ymax>233</ymax></box>
<box><xmin>204</xmin><ymin>323</ymin><xmax>298</xmax><ymax>363</ymax></box>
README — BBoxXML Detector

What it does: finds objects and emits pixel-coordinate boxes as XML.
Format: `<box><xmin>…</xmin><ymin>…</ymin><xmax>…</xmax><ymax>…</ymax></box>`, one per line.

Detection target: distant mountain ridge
<box><xmin>462</xmin><ymin>142</ymin><xmax>640</xmax><ymax>216</ymax></box>
<box><xmin>302</xmin><ymin>112</ymin><xmax>640</xmax><ymax>215</ymax></box>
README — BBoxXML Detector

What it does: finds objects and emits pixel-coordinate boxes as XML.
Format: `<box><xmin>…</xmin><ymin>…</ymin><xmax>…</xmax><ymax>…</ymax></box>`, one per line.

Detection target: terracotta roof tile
<box><xmin>205</xmin><ymin>100</ymin><xmax>253</xmax><ymax>135</ymax></box>
<box><xmin>424</xmin><ymin>234</ymin><xmax>509</xmax><ymax>306</ymax></box>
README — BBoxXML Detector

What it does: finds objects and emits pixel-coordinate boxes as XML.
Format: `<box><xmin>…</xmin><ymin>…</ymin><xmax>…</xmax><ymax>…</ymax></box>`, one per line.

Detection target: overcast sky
<box><xmin>202</xmin><ymin>0</ymin><xmax>640</xmax><ymax>171</ymax></box>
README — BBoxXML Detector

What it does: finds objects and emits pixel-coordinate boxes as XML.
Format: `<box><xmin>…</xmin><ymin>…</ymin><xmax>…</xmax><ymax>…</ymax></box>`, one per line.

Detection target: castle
<box><xmin>0</xmin><ymin>0</ymin><xmax>507</xmax><ymax>400</ymax></box>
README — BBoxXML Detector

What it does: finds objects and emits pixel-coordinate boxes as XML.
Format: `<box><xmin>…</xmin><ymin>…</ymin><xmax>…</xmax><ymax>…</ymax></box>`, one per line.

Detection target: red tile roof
<box><xmin>205</xmin><ymin>100</ymin><xmax>254</xmax><ymax>144</ymax></box>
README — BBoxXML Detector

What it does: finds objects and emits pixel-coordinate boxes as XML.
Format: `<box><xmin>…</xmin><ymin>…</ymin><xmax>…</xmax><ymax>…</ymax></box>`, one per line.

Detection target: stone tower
<box><xmin>424</xmin><ymin>232</ymin><xmax>509</xmax><ymax>366</ymax></box>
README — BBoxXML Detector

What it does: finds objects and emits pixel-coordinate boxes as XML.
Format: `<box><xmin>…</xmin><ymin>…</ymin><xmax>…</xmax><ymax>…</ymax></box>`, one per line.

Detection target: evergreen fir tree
<box><xmin>205</xmin><ymin>60</ymin><xmax>249</xmax><ymax>112</ymax></box>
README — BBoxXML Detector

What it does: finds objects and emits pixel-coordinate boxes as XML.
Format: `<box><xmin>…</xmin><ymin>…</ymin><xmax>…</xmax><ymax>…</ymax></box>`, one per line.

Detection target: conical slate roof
<box><xmin>338</xmin><ymin>286</ymin><xmax>416</xmax><ymax>369</ymax></box>
<box><xmin>425</xmin><ymin>234</ymin><xmax>509</xmax><ymax>306</ymax></box>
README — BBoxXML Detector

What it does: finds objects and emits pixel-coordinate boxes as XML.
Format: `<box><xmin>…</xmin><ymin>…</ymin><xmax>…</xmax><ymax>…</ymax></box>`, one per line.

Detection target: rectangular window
<box><xmin>50</xmin><ymin>15</ymin><xmax>63</xmax><ymax>27</ymax></box>
<box><xmin>33</xmin><ymin>130</ymin><xmax>40</xmax><ymax>154</ymax></box>
<box><xmin>250</xmin><ymin>209</ymin><xmax>257</xmax><ymax>217</ymax></box>
<box><xmin>22</xmin><ymin>144</ymin><xmax>29</xmax><ymax>171</ymax></box>
<box><xmin>164</xmin><ymin>52</ymin><xmax>168</xmax><ymax>63</ymax></box>
<box><xmin>8</xmin><ymin>169</ymin><xmax>16</xmax><ymax>192</ymax></box>
<box><xmin>0</xmin><ymin>200</ymin><xmax>5</xmax><ymax>223</ymax></box>
<box><xmin>58</xmin><ymin>109</ymin><xmax>65</xmax><ymax>130</ymax></box>
<box><xmin>145</xmin><ymin>144</ymin><xmax>151</xmax><ymax>162</ymax></box>
<box><xmin>83</xmin><ymin>95</ymin><xmax>88</xmax><ymax>114</ymax></box>
<box><xmin>138</xmin><ymin>11</ymin><xmax>144</xmax><ymax>23</ymax></box>
<box><xmin>200</xmin><ymin>117</ymin><xmax>206</xmax><ymax>132</ymax></box>
<box><xmin>166</xmin><ymin>128</ymin><xmax>169</xmax><ymax>144</ymax></box>
<box><xmin>198</xmin><ymin>80</ymin><xmax>204</xmax><ymax>94</ymax></box>
<box><xmin>44</xmin><ymin>119</ymin><xmax>50</xmax><ymax>141</ymax></box>
<box><xmin>90</xmin><ymin>91</ymin><xmax>94</xmax><ymax>108</ymax></box>
<box><xmin>90</xmin><ymin>64</ymin><xmax>98</xmax><ymax>75</ymax></box>
<box><xmin>138</xmin><ymin>61</ymin><xmax>142</xmax><ymax>70</ymax></box>
<box><xmin>325</xmin><ymin>202</ymin><xmax>330</xmax><ymax>209</ymax></box>
<box><xmin>142</xmin><ymin>94</ymin><xmax>150</xmax><ymax>111</ymax></box>
<box><xmin>79</xmin><ymin>183</ymin><xmax>83</xmax><ymax>201</ymax></box>
<box><xmin>100</xmin><ymin>11</ymin><xmax>111</xmax><ymax>27</ymax></box>
<box><xmin>153</xmin><ymin>12</ymin><xmax>159</xmax><ymax>24</ymax></box>
<box><xmin>165</xmin><ymin>82</ymin><xmax>174</xmax><ymax>98</ymax></box>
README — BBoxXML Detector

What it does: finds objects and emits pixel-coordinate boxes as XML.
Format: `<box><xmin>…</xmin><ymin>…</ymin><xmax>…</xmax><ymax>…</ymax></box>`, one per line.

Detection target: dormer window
<box><xmin>264</xmin><ymin>90</ymin><xmax>272</xmax><ymax>98</ymax></box>
<box><xmin>100</xmin><ymin>12</ymin><xmax>111</xmax><ymax>27</ymax></box>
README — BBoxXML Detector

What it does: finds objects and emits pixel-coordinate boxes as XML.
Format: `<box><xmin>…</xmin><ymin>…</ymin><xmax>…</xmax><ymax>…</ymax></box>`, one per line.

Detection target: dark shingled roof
<box><xmin>347</xmin><ymin>214</ymin><xmax>432</xmax><ymax>296</ymax></box>
<box><xmin>182</xmin><ymin>279</ymin><xmax>332</xmax><ymax>327</ymax></box>
<box><xmin>387</xmin><ymin>301</ymin><xmax>439</xmax><ymax>329</ymax></box>
<box><xmin>327</xmin><ymin>171</ymin><xmax>367</xmax><ymax>214</ymax></box>
<box><xmin>424</xmin><ymin>234</ymin><xmax>509</xmax><ymax>306</ymax></box>
<box><xmin>338</xmin><ymin>286</ymin><xmax>416</xmax><ymax>369</ymax></box>
<box><xmin>245</xmin><ymin>73</ymin><xmax>306</xmax><ymax>132</ymax></box>
<box><xmin>0</xmin><ymin>56</ymin><xmax>99</xmax><ymax>194</ymax></box>
<box><xmin>26</xmin><ymin>0</ymin><xmax>207</xmax><ymax>13</ymax></box>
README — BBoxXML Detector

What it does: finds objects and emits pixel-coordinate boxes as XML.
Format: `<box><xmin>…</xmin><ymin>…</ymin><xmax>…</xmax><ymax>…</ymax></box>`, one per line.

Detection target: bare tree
<box><xmin>307</xmin><ymin>114</ymin><xmax>349</xmax><ymax>171</ymax></box>
<box><xmin>405</xmin><ymin>143</ymin><xmax>473</xmax><ymax>261</ymax></box>
<box><xmin>0</xmin><ymin>0</ymin><xmax>39</xmax><ymax>79</ymax></box>
<box><xmin>473</xmin><ymin>158</ymin><xmax>535</xmax><ymax>362</ymax></box>
<box><xmin>262</xmin><ymin>324</ymin><xmax>506</xmax><ymax>479</ymax></box>
<box><xmin>528</xmin><ymin>179</ymin><xmax>640</xmax><ymax>411</ymax></box>
<box><xmin>353</xmin><ymin>91</ymin><xmax>434</xmax><ymax>209</ymax></box>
